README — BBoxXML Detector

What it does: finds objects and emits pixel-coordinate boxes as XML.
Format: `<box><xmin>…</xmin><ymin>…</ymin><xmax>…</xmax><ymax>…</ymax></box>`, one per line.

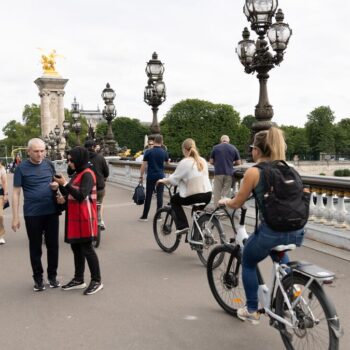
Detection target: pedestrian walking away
<box><xmin>53</xmin><ymin>146</ymin><xmax>103</xmax><ymax>295</ymax></box>
<box><xmin>84</xmin><ymin>139</ymin><xmax>109</xmax><ymax>230</ymax></box>
<box><xmin>11</xmin><ymin>138</ymin><xmax>60</xmax><ymax>292</ymax></box>
<box><xmin>138</xmin><ymin>134</ymin><xmax>169</xmax><ymax>222</ymax></box>
<box><xmin>0</xmin><ymin>161</ymin><xmax>9</xmax><ymax>245</ymax></box>
<box><xmin>210</xmin><ymin>135</ymin><xmax>241</xmax><ymax>207</ymax></box>
<box><xmin>157</xmin><ymin>138</ymin><xmax>212</xmax><ymax>234</ymax></box>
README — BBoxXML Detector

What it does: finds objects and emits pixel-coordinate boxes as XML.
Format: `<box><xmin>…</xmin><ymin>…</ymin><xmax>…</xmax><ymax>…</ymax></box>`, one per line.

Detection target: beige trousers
<box><xmin>213</xmin><ymin>175</ymin><xmax>233</xmax><ymax>207</ymax></box>
<box><xmin>0</xmin><ymin>196</ymin><xmax>5</xmax><ymax>238</ymax></box>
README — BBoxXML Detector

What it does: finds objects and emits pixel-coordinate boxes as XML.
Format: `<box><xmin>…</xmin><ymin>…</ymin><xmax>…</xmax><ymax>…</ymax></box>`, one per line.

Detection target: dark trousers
<box><xmin>24</xmin><ymin>214</ymin><xmax>59</xmax><ymax>281</ymax></box>
<box><xmin>141</xmin><ymin>178</ymin><xmax>164</xmax><ymax>219</ymax></box>
<box><xmin>170</xmin><ymin>192</ymin><xmax>212</xmax><ymax>229</ymax></box>
<box><xmin>70</xmin><ymin>242</ymin><xmax>101</xmax><ymax>282</ymax></box>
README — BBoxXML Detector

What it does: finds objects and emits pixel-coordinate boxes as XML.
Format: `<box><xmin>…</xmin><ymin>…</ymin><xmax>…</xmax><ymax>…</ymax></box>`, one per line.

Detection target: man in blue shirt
<box><xmin>210</xmin><ymin>135</ymin><xmax>241</xmax><ymax>206</ymax></box>
<box><xmin>138</xmin><ymin>135</ymin><xmax>169</xmax><ymax>221</ymax></box>
<box><xmin>12</xmin><ymin>138</ymin><xmax>60</xmax><ymax>291</ymax></box>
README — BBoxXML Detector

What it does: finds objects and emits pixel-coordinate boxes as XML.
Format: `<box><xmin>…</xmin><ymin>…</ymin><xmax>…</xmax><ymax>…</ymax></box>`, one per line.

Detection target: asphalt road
<box><xmin>0</xmin><ymin>180</ymin><xmax>348</xmax><ymax>350</ymax></box>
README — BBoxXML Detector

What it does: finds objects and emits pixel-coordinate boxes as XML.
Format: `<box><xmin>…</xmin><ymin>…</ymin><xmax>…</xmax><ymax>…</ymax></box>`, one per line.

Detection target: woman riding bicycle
<box><xmin>219</xmin><ymin>127</ymin><xmax>305</xmax><ymax>324</ymax></box>
<box><xmin>157</xmin><ymin>138</ymin><xmax>212</xmax><ymax>235</ymax></box>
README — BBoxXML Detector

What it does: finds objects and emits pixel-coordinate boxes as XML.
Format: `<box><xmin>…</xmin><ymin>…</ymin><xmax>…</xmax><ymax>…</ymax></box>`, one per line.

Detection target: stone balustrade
<box><xmin>54</xmin><ymin>158</ymin><xmax>350</xmax><ymax>251</ymax></box>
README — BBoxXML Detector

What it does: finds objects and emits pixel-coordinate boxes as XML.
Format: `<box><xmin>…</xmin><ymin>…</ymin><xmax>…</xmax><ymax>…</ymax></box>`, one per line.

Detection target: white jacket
<box><xmin>167</xmin><ymin>157</ymin><xmax>212</xmax><ymax>198</ymax></box>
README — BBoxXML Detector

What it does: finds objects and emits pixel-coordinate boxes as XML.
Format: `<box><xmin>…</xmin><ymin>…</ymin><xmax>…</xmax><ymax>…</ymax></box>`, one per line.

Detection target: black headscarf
<box><xmin>68</xmin><ymin>146</ymin><xmax>89</xmax><ymax>173</ymax></box>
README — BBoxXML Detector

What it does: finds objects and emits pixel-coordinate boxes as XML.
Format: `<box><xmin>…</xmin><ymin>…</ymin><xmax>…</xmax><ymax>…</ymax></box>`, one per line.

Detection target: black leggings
<box><xmin>170</xmin><ymin>192</ymin><xmax>212</xmax><ymax>229</ymax></box>
<box><xmin>70</xmin><ymin>241</ymin><xmax>101</xmax><ymax>282</ymax></box>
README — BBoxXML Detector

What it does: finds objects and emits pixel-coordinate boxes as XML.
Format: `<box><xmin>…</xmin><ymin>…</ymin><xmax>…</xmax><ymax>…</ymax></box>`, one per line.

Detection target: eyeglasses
<box><xmin>67</xmin><ymin>158</ymin><xmax>72</xmax><ymax>163</ymax></box>
<box><xmin>250</xmin><ymin>145</ymin><xmax>258</xmax><ymax>150</ymax></box>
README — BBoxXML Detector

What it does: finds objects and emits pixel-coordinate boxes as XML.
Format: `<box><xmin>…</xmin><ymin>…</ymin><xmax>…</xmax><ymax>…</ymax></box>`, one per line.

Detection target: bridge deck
<box><xmin>0</xmin><ymin>182</ymin><xmax>348</xmax><ymax>349</ymax></box>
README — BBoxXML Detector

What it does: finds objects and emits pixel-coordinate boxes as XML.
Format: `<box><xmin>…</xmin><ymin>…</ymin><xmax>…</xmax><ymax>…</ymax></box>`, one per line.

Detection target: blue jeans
<box><xmin>242</xmin><ymin>223</ymin><xmax>304</xmax><ymax>312</ymax></box>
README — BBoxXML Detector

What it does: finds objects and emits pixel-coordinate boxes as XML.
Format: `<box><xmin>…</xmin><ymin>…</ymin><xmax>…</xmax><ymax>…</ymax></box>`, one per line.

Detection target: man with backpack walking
<box><xmin>84</xmin><ymin>140</ymin><xmax>109</xmax><ymax>230</ymax></box>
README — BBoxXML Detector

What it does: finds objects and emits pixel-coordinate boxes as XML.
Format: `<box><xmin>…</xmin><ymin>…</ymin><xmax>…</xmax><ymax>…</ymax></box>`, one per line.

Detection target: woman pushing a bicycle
<box><xmin>218</xmin><ymin>127</ymin><xmax>307</xmax><ymax>325</ymax></box>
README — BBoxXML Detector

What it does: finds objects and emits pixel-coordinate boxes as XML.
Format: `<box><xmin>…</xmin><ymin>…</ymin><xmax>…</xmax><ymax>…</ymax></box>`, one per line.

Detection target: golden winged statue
<box><xmin>39</xmin><ymin>49</ymin><xmax>64</xmax><ymax>76</ymax></box>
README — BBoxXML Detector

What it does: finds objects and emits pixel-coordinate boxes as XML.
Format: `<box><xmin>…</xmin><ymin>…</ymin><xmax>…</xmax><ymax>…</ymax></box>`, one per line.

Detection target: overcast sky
<box><xmin>0</xmin><ymin>0</ymin><xmax>349</xmax><ymax>138</ymax></box>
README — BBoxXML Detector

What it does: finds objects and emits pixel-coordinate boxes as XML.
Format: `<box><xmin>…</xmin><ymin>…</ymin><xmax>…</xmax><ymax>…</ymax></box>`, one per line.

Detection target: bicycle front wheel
<box><xmin>92</xmin><ymin>225</ymin><xmax>101</xmax><ymax>248</ymax></box>
<box><xmin>207</xmin><ymin>244</ymin><xmax>245</xmax><ymax>316</ymax></box>
<box><xmin>196</xmin><ymin>214</ymin><xmax>225</xmax><ymax>267</ymax></box>
<box><xmin>275</xmin><ymin>273</ymin><xmax>340</xmax><ymax>350</ymax></box>
<box><xmin>153</xmin><ymin>207</ymin><xmax>180</xmax><ymax>253</ymax></box>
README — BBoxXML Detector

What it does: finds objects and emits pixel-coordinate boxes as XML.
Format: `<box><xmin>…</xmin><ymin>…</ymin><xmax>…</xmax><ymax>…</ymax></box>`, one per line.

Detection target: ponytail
<box><xmin>182</xmin><ymin>138</ymin><xmax>205</xmax><ymax>171</ymax></box>
<box><xmin>253</xmin><ymin>127</ymin><xmax>286</xmax><ymax>161</ymax></box>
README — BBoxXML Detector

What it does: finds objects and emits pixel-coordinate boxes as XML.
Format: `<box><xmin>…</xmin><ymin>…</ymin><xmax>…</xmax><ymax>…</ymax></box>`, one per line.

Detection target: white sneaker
<box><xmin>0</xmin><ymin>238</ymin><xmax>5</xmax><ymax>245</ymax></box>
<box><xmin>175</xmin><ymin>228</ymin><xmax>189</xmax><ymax>235</ymax></box>
<box><xmin>237</xmin><ymin>306</ymin><xmax>260</xmax><ymax>325</ymax></box>
<box><xmin>138</xmin><ymin>217</ymin><xmax>148</xmax><ymax>222</ymax></box>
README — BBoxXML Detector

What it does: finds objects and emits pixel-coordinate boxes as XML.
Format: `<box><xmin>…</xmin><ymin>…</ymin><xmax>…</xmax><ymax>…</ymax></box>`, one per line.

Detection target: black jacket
<box><xmin>88</xmin><ymin>151</ymin><xmax>109</xmax><ymax>190</ymax></box>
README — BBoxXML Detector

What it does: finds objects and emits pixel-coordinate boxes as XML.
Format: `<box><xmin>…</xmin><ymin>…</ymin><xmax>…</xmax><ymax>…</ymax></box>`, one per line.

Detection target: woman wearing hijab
<box><xmin>53</xmin><ymin>146</ymin><xmax>103</xmax><ymax>295</ymax></box>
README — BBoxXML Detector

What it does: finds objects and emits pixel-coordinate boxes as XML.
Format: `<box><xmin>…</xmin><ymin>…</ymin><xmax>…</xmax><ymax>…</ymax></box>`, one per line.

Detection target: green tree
<box><xmin>334</xmin><ymin>118</ymin><xmax>350</xmax><ymax>156</ymax></box>
<box><xmin>160</xmin><ymin>99</ymin><xmax>241</xmax><ymax>159</ymax></box>
<box><xmin>281</xmin><ymin>125</ymin><xmax>310</xmax><ymax>160</ymax></box>
<box><xmin>305</xmin><ymin>106</ymin><xmax>336</xmax><ymax>159</ymax></box>
<box><xmin>241</xmin><ymin>115</ymin><xmax>256</xmax><ymax>130</ymax></box>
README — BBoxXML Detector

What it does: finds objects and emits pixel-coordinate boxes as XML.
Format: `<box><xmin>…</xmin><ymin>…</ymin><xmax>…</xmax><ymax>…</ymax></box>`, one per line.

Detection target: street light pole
<box><xmin>236</xmin><ymin>1</ymin><xmax>292</xmax><ymax>134</ymax></box>
<box><xmin>101</xmin><ymin>83</ymin><xmax>117</xmax><ymax>156</ymax></box>
<box><xmin>144</xmin><ymin>52</ymin><xmax>166</xmax><ymax>137</ymax></box>
<box><xmin>54</xmin><ymin>125</ymin><xmax>62</xmax><ymax>160</ymax></box>
<box><xmin>62</xmin><ymin>119</ymin><xmax>70</xmax><ymax>153</ymax></box>
<box><xmin>71</xmin><ymin>97</ymin><xmax>81</xmax><ymax>145</ymax></box>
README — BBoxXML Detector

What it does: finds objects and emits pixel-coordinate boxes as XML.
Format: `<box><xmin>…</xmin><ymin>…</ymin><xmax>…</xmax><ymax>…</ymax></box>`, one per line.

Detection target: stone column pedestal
<box><xmin>34</xmin><ymin>76</ymin><xmax>69</xmax><ymax>153</ymax></box>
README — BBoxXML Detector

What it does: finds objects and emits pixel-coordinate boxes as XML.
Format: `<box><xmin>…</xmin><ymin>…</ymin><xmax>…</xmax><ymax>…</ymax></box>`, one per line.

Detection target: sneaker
<box><xmin>33</xmin><ymin>280</ymin><xmax>46</xmax><ymax>292</ymax></box>
<box><xmin>62</xmin><ymin>279</ymin><xmax>86</xmax><ymax>291</ymax></box>
<box><xmin>84</xmin><ymin>281</ymin><xmax>104</xmax><ymax>295</ymax></box>
<box><xmin>237</xmin><ymin>306</ymin><xmax>260</xmax><ymax>325</ymax></box>
<box><xmin>48</xmin><ymin>278</ymin><xmax>61</xmax><ymax>288</ymax></box>
<box><xmin>100</xmin><ymin>220</ymin><xmax>106</xmax><ymax>230</ymax></box>
<box><xmin>175</xmin><ymin>227</ymin><xmax>189</xmax><ymax>235</ymax></box>
<box><xmin>0</xmin><ymin>238</ymin><xmax>5</xmax><ymax>245</ymax></box>
<box><xmin>138</xmin><ymin>217</ymin><xmax>148</xmax><ymax>222</ymax></box>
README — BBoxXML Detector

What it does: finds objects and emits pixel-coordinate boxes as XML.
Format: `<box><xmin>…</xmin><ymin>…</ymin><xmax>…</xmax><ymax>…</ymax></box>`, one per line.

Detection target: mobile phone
<box><xmin>54</xmin><ymin>174</ymin><xmax>62</xmax><ymax>179</ymax></box>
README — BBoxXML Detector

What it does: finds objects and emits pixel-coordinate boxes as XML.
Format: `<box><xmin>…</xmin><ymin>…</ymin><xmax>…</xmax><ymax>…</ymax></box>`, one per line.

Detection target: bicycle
<box><xmin>207</xmin><ymin>206</ymin><xmax>343</xmax><ymax>349</ymax></box>
<box><xmin>153</xmin><ymin>185</ymin><xmax>230</xmax><ymax>267</ymax></box>
<box><xmin>92</xmin><ymin>201</ymin><xmax>102</xmax><ymax>248</ymax></box>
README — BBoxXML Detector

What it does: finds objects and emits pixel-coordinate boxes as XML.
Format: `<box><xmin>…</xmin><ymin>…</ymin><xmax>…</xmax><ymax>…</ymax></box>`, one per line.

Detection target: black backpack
<box><xmin>254</xmin><ymin>161</ymin><xmax>310</xmax><ymax>232</ymax></box>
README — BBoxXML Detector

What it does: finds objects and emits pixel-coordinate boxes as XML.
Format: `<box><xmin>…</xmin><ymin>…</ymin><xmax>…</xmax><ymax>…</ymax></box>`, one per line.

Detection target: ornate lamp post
<box><xmin>62</xmin><ymin>119</ymin><xmax>70</xmax><ymax>152</ymax></box>
<box><xmin>54</xmin><ymin>124</ymin><xmax>62</xmax><ymax>160</ymax></box>
<box><xmin>101</xmin><ymin>83</ymin><xmax>117</xmax><ymax>156</ymax></box>
<box><xmin>48</xmin><ymin>130</ymin><xmax>56</xmax><ymax>160</ymax></box>
<box><xmin>236</xmin><ymin>0</ymin><xmax>292</xmax><ymax>134</ymax></box>
<box><xmin>144</xmin><ymin>52</ymin><xmax>166</xmax><ymax>136</ymax></box>
<box><xmin>43</xmin><ymin>135</ymin><xmax>50</xmax><ymax>156</ymax></box>
<box><xmin>71</xmin><ymin>97</ymin><xmax>81</xmax><ymax>145</ymax></box>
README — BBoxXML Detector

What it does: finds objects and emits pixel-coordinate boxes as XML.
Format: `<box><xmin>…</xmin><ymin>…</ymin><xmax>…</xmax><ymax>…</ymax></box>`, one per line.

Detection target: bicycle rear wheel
<box><xmin>207</xmin><ymin>244</ymin><xmax>245</xmax><ymax>316</ymax></box>
<box><xmin>275</xmin><ymin>273</ymin><xmax>340</xmax><ymax>350</ymax></box>
<box><xmin>196</xmin><ymin>214</ymin><xmax>225</xmax><ymax>267</ymax></box>
<box><xmin>153</xmin><ymin>207</ymin><xmax>180</xmax><ymax>253</ymax></box>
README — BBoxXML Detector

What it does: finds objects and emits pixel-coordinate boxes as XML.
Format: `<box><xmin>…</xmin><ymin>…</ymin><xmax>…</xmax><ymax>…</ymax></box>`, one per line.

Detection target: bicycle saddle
<box><xmin>271</xmin><ymin>244</ymin><xmax>296</xmax><ymax>253</ymax></box>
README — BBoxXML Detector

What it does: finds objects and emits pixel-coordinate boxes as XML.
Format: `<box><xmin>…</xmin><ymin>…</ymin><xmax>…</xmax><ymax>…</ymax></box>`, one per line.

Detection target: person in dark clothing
<box><xmin>139</xmin><ymin>135</ymin><xmax>169</xmax><ymax>221</ymax></box>
<box><xmin>53</xmin><ymin>146</ymin><xmax>103</xmax><ymax>295</ymax></box>
<box><xmin>84</xmin><ymin>140</ymin><xmax>109</xmax><ymax>230</ymax></box>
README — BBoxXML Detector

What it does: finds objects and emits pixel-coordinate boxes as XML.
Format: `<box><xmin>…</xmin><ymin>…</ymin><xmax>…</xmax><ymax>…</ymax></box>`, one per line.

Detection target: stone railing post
<box><xmin>334</xmin><ymin>191</ymin><xmax>347</xmax><ymax>228</ymax></box>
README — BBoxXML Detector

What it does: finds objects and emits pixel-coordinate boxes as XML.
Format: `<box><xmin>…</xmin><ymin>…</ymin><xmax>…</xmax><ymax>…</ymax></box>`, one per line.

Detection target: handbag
<box><xmin>3</xmin><ymin>201</ymin><xmax>9</xmax><ymax>210</ymax></box>
<box><xmin>132</xmin><ymin>183</ymin><xmax>145</xmax><ymax>205</ymax></box>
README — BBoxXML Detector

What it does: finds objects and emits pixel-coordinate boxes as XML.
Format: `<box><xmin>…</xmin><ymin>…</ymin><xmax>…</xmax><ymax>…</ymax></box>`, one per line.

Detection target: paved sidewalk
<box><xmin>0</xmin><ymin>182</ymin><xmax>348</xmax><ymax>350</ymax></box>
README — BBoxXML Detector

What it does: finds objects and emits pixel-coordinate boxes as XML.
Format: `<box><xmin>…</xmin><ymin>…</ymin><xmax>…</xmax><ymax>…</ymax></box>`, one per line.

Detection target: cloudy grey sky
<box><xmin>0</xmin><ymin>0</ymin><xmax>349</xmax><ymax>137</ymax></box>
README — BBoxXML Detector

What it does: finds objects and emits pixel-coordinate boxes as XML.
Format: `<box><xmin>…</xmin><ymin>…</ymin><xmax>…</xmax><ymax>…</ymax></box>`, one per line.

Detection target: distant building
<box><xmin>80</xmin><ymin>105</ymin><xmax>104</xmax><ymax>129</ymax></box>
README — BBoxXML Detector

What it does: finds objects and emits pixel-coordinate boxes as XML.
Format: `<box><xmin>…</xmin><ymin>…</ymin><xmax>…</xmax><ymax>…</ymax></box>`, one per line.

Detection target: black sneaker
<box><xmin>62</xmin><ymin>279</ymin><xmax>86</xmax><ymax>291</ymax></box>
<box><xmin>83</xmin><ymin>281</ymin><xmax>104</xmax><ymax>295</ymax></box>
<box><xmin>33</xmin><ymin>280</ymin><xmax>46</xmax><ymax>292</ymax></box>
<box><xmin>48</xmin><ymin>278</ymin><xmax>61</xmax><ymax>288</ymax></box>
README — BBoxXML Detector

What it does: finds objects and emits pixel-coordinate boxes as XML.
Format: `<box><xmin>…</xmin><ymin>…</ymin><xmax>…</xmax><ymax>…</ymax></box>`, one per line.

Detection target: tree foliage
<box><xmin>281</xmin><ymin>125</ymin><xmax>310</xmax><ymax>160</ymax></box>
<box><xmin>305</xmin><ymin>106</ymin><xmax>335</xmax><ymax>159</ymax></box>
<box><xmin>160</xmin><ymin>99</ymin><xmax>242</xmax><ymax>160</ymax></box>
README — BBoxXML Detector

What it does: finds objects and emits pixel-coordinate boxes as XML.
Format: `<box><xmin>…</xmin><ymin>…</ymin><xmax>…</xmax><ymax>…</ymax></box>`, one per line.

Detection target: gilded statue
<box><xmin>40</xmin><ymin>49</ymin><xmax>62</xmax><ymax>75</ymax></box>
